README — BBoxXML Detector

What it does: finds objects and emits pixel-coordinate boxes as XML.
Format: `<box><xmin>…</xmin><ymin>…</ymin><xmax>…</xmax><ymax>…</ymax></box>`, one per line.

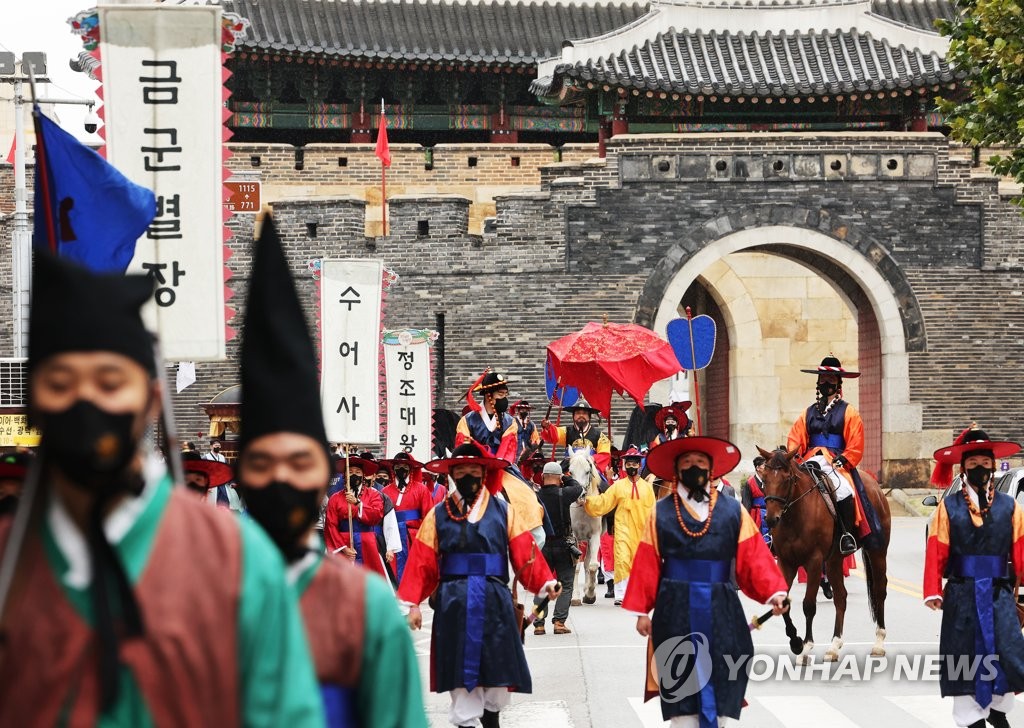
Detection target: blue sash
<box><xmin>441</xmin><ymin>552</ymin><xmax>507</xmax><ymax>691</ymax></box>
<box><xmin>320</xmin><ymin>684</ymin><xmax>356</xmax><ymax>728</ymax></box>
<box><xmin>345</xmin><ymin>519</ymin><xmax>374</xmax><ymax>564</ymax></box>
<box><xmin>663</xmin><ymin>558</ymin><xmax>731</xmax><ymax>728</ymax></box>
<box><xmin>809</xmin><ymin>433</ymin><xmax>845</xmax><ymax>451</ymax></box>
<box><xmin>949</xmin><ymin>554</ymin><xmax>1011</xmax><ymax>707</ymax></box>
<box><xmin>394</xmin><ymin>509</ymin><xmax>422</xmax><ymax>580</ymax></box>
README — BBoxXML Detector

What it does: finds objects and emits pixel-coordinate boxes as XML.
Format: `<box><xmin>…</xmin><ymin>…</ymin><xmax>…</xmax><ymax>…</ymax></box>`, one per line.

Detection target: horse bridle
<box><xmin>763</xmin><ymin>460</ymin><xmax>817</xmax><ymax>519</ymax></box>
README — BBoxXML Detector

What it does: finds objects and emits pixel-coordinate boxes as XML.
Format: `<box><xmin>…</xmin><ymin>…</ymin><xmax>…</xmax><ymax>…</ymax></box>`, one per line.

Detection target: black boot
<box><xmin>821</xmin><ymin>576</ymin><xmax>833</xmax><ymax>600</ymax></box>
<box><xmin>835</xmin><ymin>498</ymin><xmax>858</xmax><ymax>555</ymax></box>
<box><xmin>987</xmin><ymin>709</ymin><xmax>1010</xmax><ymax>728</ymax></box>
<box><xmin>605</xmin><ymin>579</ymin><xmax>614</xmax><ymax>598</ymax></box>
<box><xmin>597</xmin><ymin>570</ymin><xmax>605</xmax><ymax>585</ymax></box>
<box><xmin>969</xmin><ymin>721</ymin><xmax>986</xmax><ymax>728</ymax></box>
<box><xmin>481</xmin><ymin>708</ymin><xmax>500</xmax><ymax>728</ymax></box>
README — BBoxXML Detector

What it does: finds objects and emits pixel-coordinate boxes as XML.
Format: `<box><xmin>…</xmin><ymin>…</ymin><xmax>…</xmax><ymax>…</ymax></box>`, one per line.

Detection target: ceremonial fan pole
<box><xmin>685</xmin><ymin>306</ymin><xmax>704</xmax><ymax>436</ymax></box>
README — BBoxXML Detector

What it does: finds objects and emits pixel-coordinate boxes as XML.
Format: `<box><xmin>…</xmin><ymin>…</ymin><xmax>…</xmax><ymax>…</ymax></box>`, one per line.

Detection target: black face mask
<box><xmin>395</xmin><ymin>468</ymin><xmax>409</xmax><ymax>485</ymax></box>
<box><xmin>665</xmin><ymin>422</ymin><xmax>677</xmax><ymax>433</ymax></box>
<box><xmin>39</xmin><ymin>400</ymin><xmax>140</xmax><ymax>493</ymax></box>
<box><xmin>374</xmin><ymin>477</ymin><xmax>388</xmax><ymax>490</ymax></box>
<box><xmin>816</xmin><ymin>382</ymin><xmax>838</xmax><ymax>399</ymax></box>
<box><xmin>493</xmin><ymin>397</ymin><xmax>509</xmax><ymax>415</ymax></box>
<box><xmin>625</xmin><ymin>466</ymin><xmax>640</xmax><ymax>478</ymax></box>
<box><xmin>679</xmin><ymin>466</ymin><xmax>710</xmax><ymax>502</ymax></box>
<box><xmin>453</xmin><ymin>473</ymin><xmax>482</xmax><ymax>502</ymax></box>
<box><xmin>965</xmin><ymin>465</ymin><xmax>993</xmax><ymax>490</ymax></box>
<box><xmin>241</xmin><ymin>481</ymin><xmax>321</xmax><ymax>562</ymax></box>
<box><xmin>348</xmin><ymin>474</ymin><xmax>363</xmax><ymax>490</ymax></box>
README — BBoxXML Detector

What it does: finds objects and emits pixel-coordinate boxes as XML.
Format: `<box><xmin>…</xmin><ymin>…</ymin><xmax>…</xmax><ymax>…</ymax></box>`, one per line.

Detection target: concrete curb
<box><xmin>889</xmin><ymin>488</ymin><xmax>937</xmax><ymax>518</ymax></box>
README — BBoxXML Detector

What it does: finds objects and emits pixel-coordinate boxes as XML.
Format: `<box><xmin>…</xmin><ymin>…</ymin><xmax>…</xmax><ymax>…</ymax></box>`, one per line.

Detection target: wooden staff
<box><xmin>685</xmin><ymin>306</ymin><xmax>704</xmax><ymax>436</ymax></box>
<box><xmin>544</xmin><ymin>377</ymin><xmax>566</xmax><ymax>461</ymax></box>
<box><xmin>344</xmin><ymin>445</ymin><xmax>355</xmax><ymax>549</ymax></box>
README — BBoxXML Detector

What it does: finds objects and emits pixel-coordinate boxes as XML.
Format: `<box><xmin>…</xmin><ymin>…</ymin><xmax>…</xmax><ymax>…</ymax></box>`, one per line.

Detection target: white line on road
<box><xmin>884</xmin><ymin>695</ymin><xmax>956</xmax><ymax>727</ymax></box>
<box><xmin>756</xmin><ymin>696</ymin><xmax>862</xmax><ymax>728</ymax></box>
<box><xmin>627</xmin><ymin>696</ymin><xmax>667</xmax><ymax>727</ymax></box>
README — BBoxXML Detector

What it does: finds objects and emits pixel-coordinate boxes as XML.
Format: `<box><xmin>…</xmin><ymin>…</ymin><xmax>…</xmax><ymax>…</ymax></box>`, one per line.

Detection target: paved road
<box><xmin>413</xmin><ymin>515</ymin><xmax>1024</xmax><ymax>727</ymax></box>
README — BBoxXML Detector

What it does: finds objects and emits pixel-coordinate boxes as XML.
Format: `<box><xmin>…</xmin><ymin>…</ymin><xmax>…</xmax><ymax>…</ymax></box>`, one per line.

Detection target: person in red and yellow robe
<box><xmin>924</xmin><ymin>428</ymin><xmax>1024</xmax><ymax>728</ymax></box>
<box><xmin>625</xmin><ymin>436</ymin><xmax>788</xmax><ymax>727</ymax></box>
<box><xmin>399</xmin><ymin>443</ymin><xmax>558</xmax><ymax>728</ymax></box>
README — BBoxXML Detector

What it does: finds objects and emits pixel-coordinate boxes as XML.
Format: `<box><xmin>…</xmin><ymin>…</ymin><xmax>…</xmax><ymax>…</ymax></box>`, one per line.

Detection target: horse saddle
<box><xmin>799</xmin><ymin>459</ymin><xmax>839</xmax><ymax>520</ymax></box>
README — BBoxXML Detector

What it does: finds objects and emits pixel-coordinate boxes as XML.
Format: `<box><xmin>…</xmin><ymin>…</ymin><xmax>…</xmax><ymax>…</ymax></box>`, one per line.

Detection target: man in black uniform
<box><xmin>532</xmin><ymin>461</ymin><xmax>584</xmax><ymax>635</ymax></box>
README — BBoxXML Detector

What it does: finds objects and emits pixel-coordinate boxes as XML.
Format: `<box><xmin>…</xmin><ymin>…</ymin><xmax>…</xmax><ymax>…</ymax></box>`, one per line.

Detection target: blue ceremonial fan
<box><xmin>545</xmin><ymin>356</ymin><xmax>580</xmax><ymax>407</ymax></box>
<box><xmin>667</xmin><ymin>314</ymin><xmax>716</xmax><ymax>370</ymax></box>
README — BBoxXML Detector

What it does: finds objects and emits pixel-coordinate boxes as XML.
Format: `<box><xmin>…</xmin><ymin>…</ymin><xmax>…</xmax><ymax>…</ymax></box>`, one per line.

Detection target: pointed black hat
<box><xmin>28</xmin><ymin>250</ymin><xmax>155</xmax><ymax>375</ymax></box>
<box><xmin>239</xmin><ymin>215</ymin><xmax>328</xmax><ymax>454</ymax></box>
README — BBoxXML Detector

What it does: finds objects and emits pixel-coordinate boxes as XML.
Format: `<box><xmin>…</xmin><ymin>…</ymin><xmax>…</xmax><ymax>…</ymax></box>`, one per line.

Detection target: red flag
<box><xmin>6</xmin><ymin>137</ymin><xmax>14</xmax><ymax>165</ymax></box>
<box><xmin>375</xmin><ymin>109</ymin><xmax>391</xmax><ymax>168</ymax></box>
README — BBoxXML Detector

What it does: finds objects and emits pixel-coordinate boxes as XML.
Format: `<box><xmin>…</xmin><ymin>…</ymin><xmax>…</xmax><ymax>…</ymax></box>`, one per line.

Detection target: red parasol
<box><xmin>546</xmin><ymin>320</ymin><xmax>683</xmax><ymax>420</ymax></box>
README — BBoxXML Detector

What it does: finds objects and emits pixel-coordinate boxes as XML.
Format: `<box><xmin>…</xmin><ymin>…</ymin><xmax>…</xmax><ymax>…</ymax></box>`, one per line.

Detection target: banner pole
<box><xmin>685</xmin><ymin>306</ymin><xmax>704</xmax><ymax>436</ymax></box>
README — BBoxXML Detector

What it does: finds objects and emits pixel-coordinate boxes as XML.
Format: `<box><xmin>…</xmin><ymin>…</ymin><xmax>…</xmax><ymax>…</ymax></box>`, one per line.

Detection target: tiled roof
<box><xmin>870</xmin><ymin>0</ymin><xmax>953</xmax><ymax>30</ymax></box>
<box><xmin>531</xmin><ymin>28</ymin><xmax>955</xmax><ymax>97</ymax></box>
<box><xmin>223</xmin><ymin>0</ymin><xmax>649</xmax><ymax>65</ymax></box>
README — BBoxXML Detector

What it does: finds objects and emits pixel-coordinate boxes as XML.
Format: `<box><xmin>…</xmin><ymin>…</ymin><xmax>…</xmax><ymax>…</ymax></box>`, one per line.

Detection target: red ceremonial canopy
<box><xmin>546</xmin><ymin>321</ymin><xmax>682</xmax><ymax>419</ymax></box>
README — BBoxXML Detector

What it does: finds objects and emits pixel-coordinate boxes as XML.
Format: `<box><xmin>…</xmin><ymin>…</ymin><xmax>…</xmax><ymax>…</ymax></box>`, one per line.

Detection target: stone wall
<box><xmin>3</xmin><ymin>133</ymin><xmax>1024</xmax><ymax>485</ymax></box>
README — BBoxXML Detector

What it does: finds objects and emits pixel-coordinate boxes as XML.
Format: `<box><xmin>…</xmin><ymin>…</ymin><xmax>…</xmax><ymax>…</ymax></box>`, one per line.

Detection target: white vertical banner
<box><xmin>383</xmin><ymin>329</ymin><xmax>435</xmax><ymax>463</ymax></box>
<box><xmin>99</xmin><ymin>6</ymin><xmax>226</xmax><ymax>360</ymax></box>
<box><xmin>320</xmin><ymin>259</ymin><xmax>383</xmax><ymax>445</ymax></box>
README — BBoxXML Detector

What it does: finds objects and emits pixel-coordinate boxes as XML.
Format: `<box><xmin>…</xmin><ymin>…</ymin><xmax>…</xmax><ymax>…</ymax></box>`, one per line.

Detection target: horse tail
<box><xmin>861</xmin><ymin>546</ymin><xmax>878</xmax><ymax>625</ymax></box>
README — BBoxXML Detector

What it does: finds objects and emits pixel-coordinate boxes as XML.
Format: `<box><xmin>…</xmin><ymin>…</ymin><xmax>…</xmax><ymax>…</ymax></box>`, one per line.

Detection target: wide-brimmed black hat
<box><xmin>28</xmin><ymin>250</ymin><xmax>155</xmax><ymax>376</ymax></box>
<box><xmin>800</xmin><ymin>355</ymin><xmax>860</xmax><ymax>379</ymax></box>
<box><xmin>567</xmin><ymin>396</ymin><xmax>601</xmax><ymax>415</ymax></box>
<box><xmin>474</xmin><ymin>371</ymin><xmax>510</xmax><ymax>393</ymax></box>
<box><xmin>238</xmin><ymin>215</ymin><xmax>329</xmax><ymax>458</ymax></box>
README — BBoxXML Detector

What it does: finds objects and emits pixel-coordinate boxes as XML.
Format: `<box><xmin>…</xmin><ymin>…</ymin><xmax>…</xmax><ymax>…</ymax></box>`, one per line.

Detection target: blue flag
<box><xmin>33</xmin><ymin>107</ymin><xmax>155</xmax><ymax>273</ymax></box>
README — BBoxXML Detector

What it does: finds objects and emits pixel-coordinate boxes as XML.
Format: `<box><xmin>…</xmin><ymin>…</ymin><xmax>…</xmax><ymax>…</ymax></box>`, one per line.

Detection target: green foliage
<box><xmin>938</xmin><ymin>0</ymin><xmax>1024</xmax><ymax>187</ymax></box>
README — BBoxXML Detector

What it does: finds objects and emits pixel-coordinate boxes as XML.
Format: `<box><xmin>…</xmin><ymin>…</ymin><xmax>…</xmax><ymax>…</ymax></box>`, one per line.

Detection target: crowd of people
<box><xmin>0</xmin><ymin>214</ymin><xmax>1021</xmax><ymax>728</ymax></box>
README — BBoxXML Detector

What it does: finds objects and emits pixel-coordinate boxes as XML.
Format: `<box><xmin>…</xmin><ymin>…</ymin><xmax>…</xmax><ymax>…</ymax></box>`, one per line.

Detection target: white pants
<box><xmin>669</xmin><ymin>715</ymin><xmax>730</xmax><ymax>727</ymax></box>
<box><xmin>448</xmin><ymin>687</ymin><xmax>511</xmax><ymax>726</ymax></box>
<box><xmin>953</xmin><ymin>692</ymin><xmax>1015</xmax><ymax>727</ymax></box>
<box><xmin>806</xmin><ymin>455</ymin><xmax>853</xmax><ymax>500</ymax></box>
<box><xmin>614</xmin><ymin>577</ymin><xmax>628</xmax><ymax>601</ymax></box>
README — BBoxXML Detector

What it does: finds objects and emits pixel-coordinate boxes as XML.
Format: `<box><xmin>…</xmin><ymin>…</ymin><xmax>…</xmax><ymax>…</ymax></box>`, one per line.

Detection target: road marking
<box><xmin>627</xmin><ymin>696</ymin><xmax>667</xmax><ymax>727</ymax></box>
<box><xmin>849</xmin><ymin>569</ymin><xmax>921</xmax><ymax>599</ymax></box>
<box><xmin>883</xmin><ymin>695</ymin><xmax>955</xmax><ymax>727</ymax></box>
<box><xmin>757</xmin><ymin>696</ymin><xmax>862</xmax><ymax>728</ymax></box>
<box><xmin>426</xmin><ymin>700</ymin><xmax>573</xmax><ymax>728</ymax></box>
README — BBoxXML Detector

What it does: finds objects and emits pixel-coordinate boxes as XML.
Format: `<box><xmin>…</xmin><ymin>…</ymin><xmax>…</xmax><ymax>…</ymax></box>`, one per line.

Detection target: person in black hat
<box><xmin>456</xmin><ymin>371</ymin><xmax>518</xmax><ymax>462</ymax></box>
<box><xmin>0</xmin><ymin>251</ymin><xmax>322</xmax><ymax>725</ymax></box>
<box><xmin>233</xmin><ymin>215</ymin><xmax>425</xmax><ymax>727</ymax></box>
<box><xmin>381</xmin><ymin>452</ymin><xmax>435</xmax><ymax>583</ymax></box>
<box><xmin>787</xmin><ymin>354</ymin><xmax>878</xmax><ymax>555</ymax></box>
<box><xmin>399</xmin><ymin>441</ymin><xmax>558</xmax><ymax>728</ymax></box>
<box><xmin>540</xmin><ymin>397</ymin><xmax>613</xmax><ymax>479</ymax></box>
<box><xmin>925</xmin><ymin>427</ymin><xmax>1024</xmax><ymax>728</ymax></box>
<box><xmin>512</xmin><ymin>400</ymin><xmax>541</xmax><ymax>464</ymax></box>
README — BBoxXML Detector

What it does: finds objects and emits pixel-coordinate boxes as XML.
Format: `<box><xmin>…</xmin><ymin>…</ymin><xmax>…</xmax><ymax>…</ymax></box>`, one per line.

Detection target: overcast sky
<box><xmin>4</xmin><ymin>0</ymin><xmax>103</xmax><ymax>141</ymax></box>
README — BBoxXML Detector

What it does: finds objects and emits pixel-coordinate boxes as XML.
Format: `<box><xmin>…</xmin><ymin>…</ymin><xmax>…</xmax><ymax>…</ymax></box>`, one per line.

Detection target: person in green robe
<box><xmin>0</xmin><ymin>250</ymin><xmax>323</xmax><ymax>727</ymax></box>
<box><xmin>233</xmin><ymin>213</ymin><xmax>427</xmax><ymax>728</ymax></box>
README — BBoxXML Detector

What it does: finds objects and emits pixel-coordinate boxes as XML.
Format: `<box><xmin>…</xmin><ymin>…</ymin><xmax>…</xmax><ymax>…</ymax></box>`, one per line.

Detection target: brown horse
<box><xmin>757</xmin><ymin>446</ymin><xmax>891</xmax><ymax>663</ymax></box>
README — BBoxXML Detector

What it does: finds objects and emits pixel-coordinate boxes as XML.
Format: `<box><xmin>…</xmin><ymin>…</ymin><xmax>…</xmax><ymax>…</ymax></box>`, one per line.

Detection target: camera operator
<box><xmin>533</xmin><ymin>461</ymin><xmax>584</xmax><ymax>635</ymax></box>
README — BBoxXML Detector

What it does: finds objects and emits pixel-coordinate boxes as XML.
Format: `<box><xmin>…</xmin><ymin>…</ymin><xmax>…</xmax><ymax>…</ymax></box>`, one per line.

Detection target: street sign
<box><xmin>224</xmin><ymin>181</ymin><xmax>261</xmax><ymax>213</ymax></box>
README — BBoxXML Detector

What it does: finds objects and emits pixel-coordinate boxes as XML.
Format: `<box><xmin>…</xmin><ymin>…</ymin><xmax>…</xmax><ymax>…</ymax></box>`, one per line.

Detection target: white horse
<box><xmin>567</xmin><ymin>446</ymin><xmax>603</xmax><ymax>605</ymax></box>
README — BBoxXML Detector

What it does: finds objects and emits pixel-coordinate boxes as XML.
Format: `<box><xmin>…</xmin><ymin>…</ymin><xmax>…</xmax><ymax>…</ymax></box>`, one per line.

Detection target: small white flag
<box><xmin>176</xmin><ymin>361</ymin><xmax>197</xmax><ymax>393</ymax></box>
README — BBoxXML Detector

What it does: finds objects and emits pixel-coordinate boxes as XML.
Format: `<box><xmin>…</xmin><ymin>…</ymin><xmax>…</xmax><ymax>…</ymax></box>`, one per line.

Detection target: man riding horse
<box><xmin>786</xmin><ymin>355</ymin><xmax>880</xmax><ymax>555</ymax></box>
<box><xmin>541</xmin><ymin>397</ymin><xmax>612</xmax><ymax>479</ymax></box>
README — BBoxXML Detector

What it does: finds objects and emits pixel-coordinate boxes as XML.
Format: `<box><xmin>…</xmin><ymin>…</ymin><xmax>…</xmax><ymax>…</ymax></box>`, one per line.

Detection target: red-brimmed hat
<box><xmin>620</xmin><ymin>445</ymin><xmax>644</xmax><ymax>460</ymax></box>
<box><xmin>646</xmin><ymin>436</ymin><xmax>742</xmax><ymax>480</ymax></box>
<box><xmin>182</xmin><ymin>457</ymin><xmax>234</xmax><ymax>487</ymax></box>
<box><xmin>800</xmin><ymin>355</ymin><xmax>860</xmax><ymax>379</ymax></box>
<box><xmin>931</xmin><ymin>427</ymin><xmax>1019</xmax><ymax>487</ymax></box>
<box><xmin>425</xmin><ymin>442</ymin><xmax>508</xmax><ymax>475</ymax></box>
<box><xmin>655</xmin><ymin>403</ymin><xmax>691</xmax><ymax>432</ymax></box>
<box><xmin>334</xmin><ymin>455</ymin><xmax>379</xmax><ymax>476</ymax></box>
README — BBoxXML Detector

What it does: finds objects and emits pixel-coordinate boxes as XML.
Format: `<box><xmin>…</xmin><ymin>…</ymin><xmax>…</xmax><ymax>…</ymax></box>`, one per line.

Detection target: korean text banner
<box><xmin>321</xmin><ymin>259</ymin><xmax>383</xmax><ymax>445</ymax></box>
<box><xmin>383</xmin><ymin>330</ymin><xmax>433</xmax><ymax>463</ymax></box>
<box><xmin>99</xmin><ymin>6</ymin><xmax>226</xmax><ymax>360</ymax></box>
